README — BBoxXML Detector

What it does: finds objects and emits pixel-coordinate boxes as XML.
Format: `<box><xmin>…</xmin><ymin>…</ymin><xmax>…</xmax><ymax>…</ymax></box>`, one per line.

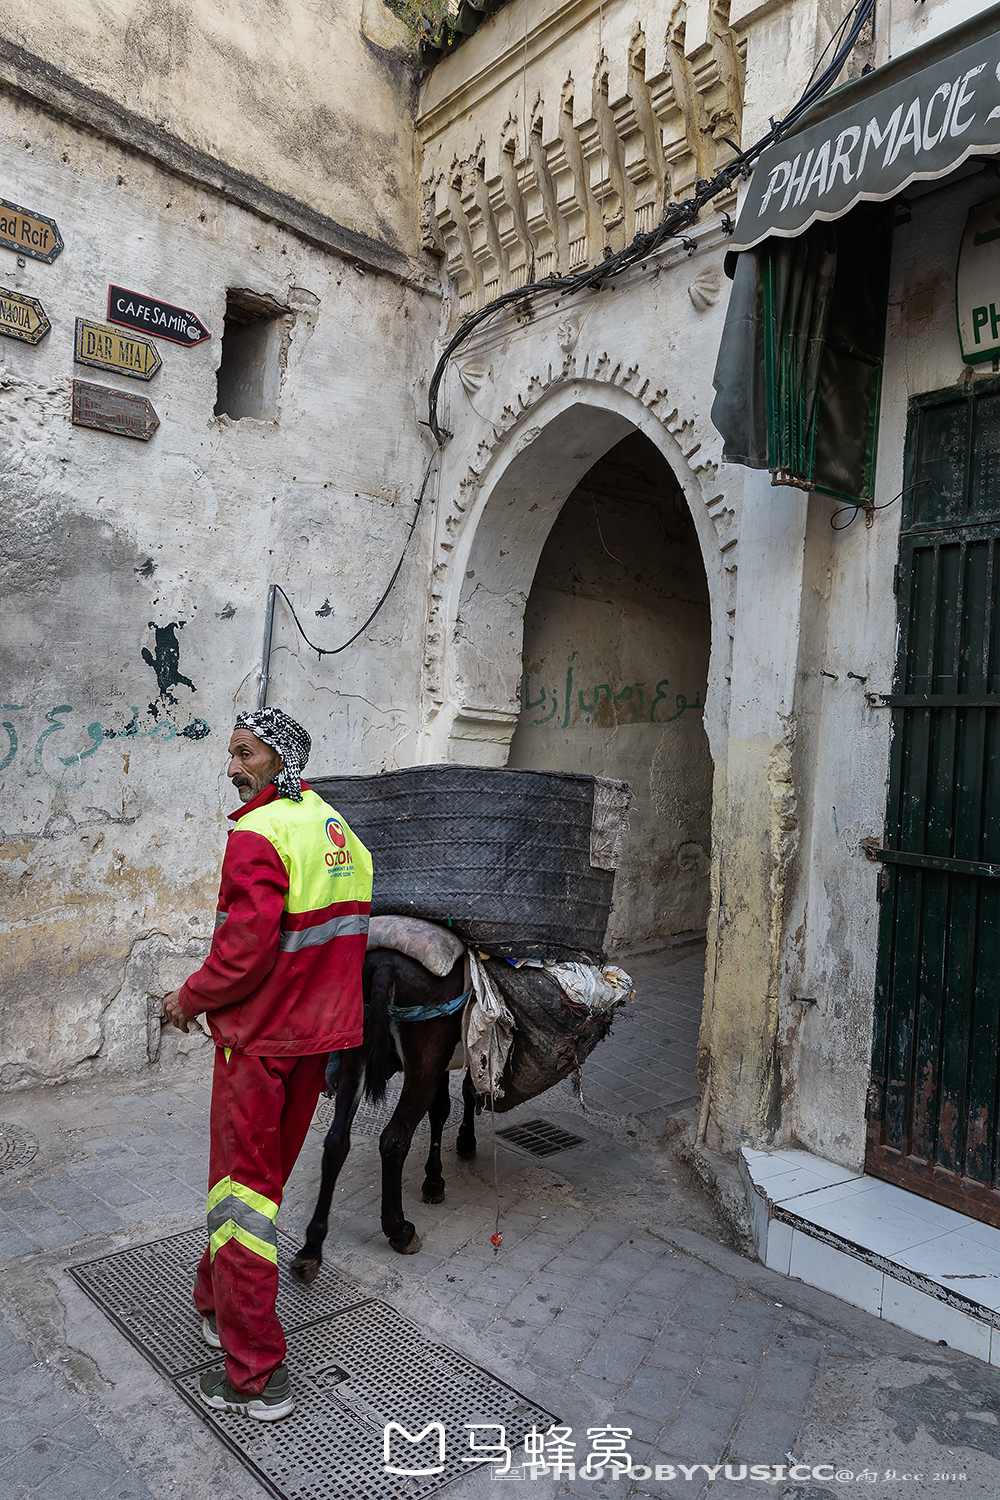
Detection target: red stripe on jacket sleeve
<box><xmin>178</xmin><ymin>828</ymin><xmax>289</xmax><ymax>1016</ymax></box>
<box><xmin>280</xmin><ymin>898</ymin><xmax>371</xmax><ymax>931</ymax></box>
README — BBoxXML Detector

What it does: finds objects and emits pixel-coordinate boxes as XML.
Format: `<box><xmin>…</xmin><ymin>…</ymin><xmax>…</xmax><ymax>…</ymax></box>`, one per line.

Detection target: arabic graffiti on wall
<box><xmin>1</xmin><ymin>618</ymin><xmax>211</xmax><ymax>788</ymax></box>
<box><xmin>1</xmin><ymin>702</ymin><xmax>211</xmax><ymax>788</ymax></box>
<box><xmin>521</xmin><ymin>653</ymin><xmax>702</xmax><ymax>728</ymax></box>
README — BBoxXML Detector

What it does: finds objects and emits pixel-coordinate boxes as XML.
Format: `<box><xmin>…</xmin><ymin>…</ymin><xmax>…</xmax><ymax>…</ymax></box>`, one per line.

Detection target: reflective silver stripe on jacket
<box><xmin>277</xmin><ymin>912</ymin><xmax>369</xmax><ymax>953</ymax></box>
<box><xmin>214</xmin><ymin>911</ymin><xmax>228</xmax><ymax>930</ymax></box>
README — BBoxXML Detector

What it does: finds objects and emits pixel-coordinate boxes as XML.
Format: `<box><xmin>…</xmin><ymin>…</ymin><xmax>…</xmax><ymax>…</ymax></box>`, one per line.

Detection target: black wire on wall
<box><xmin>269</xmin><ymin>0</ymin><xmax>876</xmax><ymax>666</ymax></box>
<box><xmin>426</xmin><ymin>0</ymin><xmax>876</xmax><ymax>443</ymax></box>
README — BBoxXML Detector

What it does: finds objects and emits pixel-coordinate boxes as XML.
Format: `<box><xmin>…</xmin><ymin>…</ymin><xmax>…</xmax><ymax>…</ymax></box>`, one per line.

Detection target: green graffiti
<box><xmin>20</xmin><ymin>702</ymin><xmax>212</xmax><ymax>785</ymax></box>
<box><xmin>34</xmin><ymin>706</ymin><xmax>85</xmax><ymax>788</ymax></box>
<box><xmin>521</xmin><ymin>659</ymin><xmax>701</xmax><ymax>729</ymax></box>
<box><xmin>0</xmin><ymin>703</ymin><xmax>24</xmax><ymax>773</ymax></box>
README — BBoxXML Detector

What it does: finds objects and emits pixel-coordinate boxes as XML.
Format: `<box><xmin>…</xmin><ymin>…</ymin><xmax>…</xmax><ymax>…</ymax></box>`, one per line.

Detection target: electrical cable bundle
<box><xmin>274</xmin><ymin>0</ymin><xmax>876</xmax><ymax>660</ymax></box>
<box><xmin>426</xmin><ymin>0</ymin><xmax>877</xmax><ymax>442</ymax></box>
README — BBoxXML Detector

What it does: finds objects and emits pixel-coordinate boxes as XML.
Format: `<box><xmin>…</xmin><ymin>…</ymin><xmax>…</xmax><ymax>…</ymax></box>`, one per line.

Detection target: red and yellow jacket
<box><xmin>178</xmin><ymin>781</ymin><xmax>372</xmax><ymax>1056</ymax></box>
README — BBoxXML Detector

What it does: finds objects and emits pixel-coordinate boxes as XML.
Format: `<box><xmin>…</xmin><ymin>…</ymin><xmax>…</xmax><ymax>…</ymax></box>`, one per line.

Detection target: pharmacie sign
<box><xmin>731</xmin><ymin>9</ymin><xmax>1000</xmax><ymax>251</ymax></box>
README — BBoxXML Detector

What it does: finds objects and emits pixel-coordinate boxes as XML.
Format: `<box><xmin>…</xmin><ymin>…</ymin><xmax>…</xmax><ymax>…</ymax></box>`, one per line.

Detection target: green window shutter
<box><xmin>712</xmin><ymin>203</ymin><xmax>892</xmax><ymax>505</ymax></box>
<box><xmin>762</xmin><ymin>224</ymin><xmax>838</xmax><ymax>488</ymax></box>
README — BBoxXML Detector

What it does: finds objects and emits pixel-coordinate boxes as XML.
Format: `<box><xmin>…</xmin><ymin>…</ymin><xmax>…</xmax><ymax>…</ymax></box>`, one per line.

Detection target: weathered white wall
<box><xmin>0</xmin><ymin>0</ymin><xmax>418</xmax><ymax>254</ymax></box>
<box><xmin>0</xmin><ymin>90</ymin><xmax>439</xmax><ymax>1087</ymax></box>
<box><xmin>507</xmin><ymin>432</ymin><xmax>713</xmax><ymax>950</ymax></box>
<box><xmin>414</xmin><ymin>246</ymin><xmax>740</xmax><ymax>772</ymax></box>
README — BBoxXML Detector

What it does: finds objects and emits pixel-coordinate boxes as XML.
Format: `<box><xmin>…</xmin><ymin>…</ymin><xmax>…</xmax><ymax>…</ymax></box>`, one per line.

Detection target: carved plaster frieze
<box><xmin>418</xmin><ymin>0</ymin><xmax>746</xmax><ymax>320</ymax></box>
<box><xmin>688</xmin><ymin>264</ymin><xmax>722</xmax><ymax>310</ymax></box>
<box><xmin>420</xmin><ymin>343</ymin><xmax>739</xmax><ymax>712</ymax></box>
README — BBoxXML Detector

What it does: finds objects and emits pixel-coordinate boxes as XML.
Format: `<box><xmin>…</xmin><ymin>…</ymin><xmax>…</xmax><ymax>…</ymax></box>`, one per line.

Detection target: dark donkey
<box><xmin>289</xmin><ymin>947</ymin><xmax>479</xmax><ymax>1282</ymax></box>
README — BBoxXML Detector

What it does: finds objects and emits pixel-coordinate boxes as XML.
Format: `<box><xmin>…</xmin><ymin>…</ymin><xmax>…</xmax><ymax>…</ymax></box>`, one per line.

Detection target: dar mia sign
<box><xmin>958</xmin><ymin>199</ymin><xmax>1000</xmax><ymax>364</ymax></box>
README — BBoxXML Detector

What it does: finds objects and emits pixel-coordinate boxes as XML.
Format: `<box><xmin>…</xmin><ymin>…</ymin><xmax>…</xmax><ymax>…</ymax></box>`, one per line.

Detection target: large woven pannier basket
<box><xmin>311</xmin><ymin>765</ymin><xmax>630</xmax><ymax>961</ymax></box>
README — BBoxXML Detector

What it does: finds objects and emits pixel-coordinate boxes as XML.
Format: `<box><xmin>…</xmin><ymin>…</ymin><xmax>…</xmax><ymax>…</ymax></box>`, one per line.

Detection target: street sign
<box><xmin>0</xmin><ymin>198</ymin><xmax>63</xmax><ymax>263</ymax></box>
<box><xmin>71</xmin><ymin>380</ymin><xmax>160</xmax><ymax>441</ymax></box>
<box><xmin>74</xmin><ymin>318</ymin><xmax>162</xmax><ymax>380</ymax></box>
<box><xmin>958</xmin><ymin>200</ymin><xmax>1000</xmax><ymax>365</ymax></box>
<box><xmin>107</xmin><ymin>285</ymin><xmax>209</xmax><ymax>347</ymax></box>
<box><xmin>0</xmin><ymin>289</ymin><xmax>50</xmax><ymax>345</ymax></box>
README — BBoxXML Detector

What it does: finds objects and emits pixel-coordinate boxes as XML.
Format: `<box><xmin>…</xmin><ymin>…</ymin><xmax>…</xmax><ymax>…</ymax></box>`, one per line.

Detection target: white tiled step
<box><xmin>741</xmin><ymin>1146</ymin><xmax>1000</xmax><ymax>1366</ymax></box>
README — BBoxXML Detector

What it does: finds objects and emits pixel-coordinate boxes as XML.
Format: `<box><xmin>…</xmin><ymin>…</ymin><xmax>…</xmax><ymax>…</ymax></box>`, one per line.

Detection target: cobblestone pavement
<box><xmin>2</xmin><ymin>950</ymin><xmax>1000</xmax><ymax>1500</ymax></box>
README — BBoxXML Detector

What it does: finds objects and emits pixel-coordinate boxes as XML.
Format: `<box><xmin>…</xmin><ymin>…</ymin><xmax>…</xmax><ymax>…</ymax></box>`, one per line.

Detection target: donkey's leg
<box><xmin>421</xmin><ymin>1071</ymin><xmax>452</xmax><ymax>1204</ymax></box>
<box><xmin>380</xmin><ymin>1020</ymin><xmax>457</xmax><ymax>1254</ymax></box>
<box><xmin>456</xmin><ymin>1067</ymin><xmax>478</xmax><ymax>1159</ymax></box>
<box><xmin>290</xmin><ymin>1048</ymin><xmax>364</xmax><ymax>1285</ymax></box>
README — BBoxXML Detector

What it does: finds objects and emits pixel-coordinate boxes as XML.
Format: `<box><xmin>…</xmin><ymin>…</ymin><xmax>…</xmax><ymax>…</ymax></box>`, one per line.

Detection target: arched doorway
<box><xmin>419</xmin><ymin>383</ymin><xmax>729</xmax><ymax>776</ymax></box>
<box><xmin>506</xmin><ymin>431</ymin><xmax>713</xmax><ymax>951</ymax></box>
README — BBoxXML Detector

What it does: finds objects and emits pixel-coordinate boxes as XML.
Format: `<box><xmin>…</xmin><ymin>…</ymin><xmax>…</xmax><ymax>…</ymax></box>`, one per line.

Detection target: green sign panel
<box><xmin>0</xmin><ymin>288</ymin><xmax>49</xmax><ymax>345</ymax></box>
<box><xmin>958</xmin><ymin>199</ymin><xmax>1000</xmax><ymax>365</ymax></box>
<box><xmin>74</xmin><ymin>318</ymin><xmax>162</xmax><ymax>381</ymax></box>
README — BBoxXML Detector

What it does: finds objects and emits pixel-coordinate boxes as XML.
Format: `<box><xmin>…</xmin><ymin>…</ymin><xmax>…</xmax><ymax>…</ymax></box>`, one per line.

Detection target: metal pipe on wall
<box><xmin>258</xmin><ymin>583</ymin><xmax>277</xmax><ymax>709</ymax></box>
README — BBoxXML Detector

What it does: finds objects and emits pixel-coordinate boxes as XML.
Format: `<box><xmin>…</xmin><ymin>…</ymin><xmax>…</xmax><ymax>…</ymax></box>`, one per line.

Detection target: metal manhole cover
<box><xmin>0</xmin><ymin>1123</ymin><xmax>38</xmax><ymax>1173</ymax></box>
<box><xmin>71</xmin><ymin>1229</ymin><xmax>555</xmax><ymax>1500</ymax></box>
<box><xmin>496</xmin><ymin>1119</ymin><xmax>586</xmax><ymax>1158</ymax></box>
<box><xmin>313</xmin><ymin>1076</ymin><xmax>429</xmax><ymax>1141</ymax></box>
<box><xmin>69</xmin><ymin>1227</ymin><xmax>367</xmax><ymax>1378</ymax></box>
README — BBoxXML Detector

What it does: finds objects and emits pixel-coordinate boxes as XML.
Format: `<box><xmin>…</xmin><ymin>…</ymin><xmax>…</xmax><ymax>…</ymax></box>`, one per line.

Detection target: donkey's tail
<box><xmin>363</xmin><ymin>962</ymin><xmax>397</xmax><ymax>1106</ymax></box>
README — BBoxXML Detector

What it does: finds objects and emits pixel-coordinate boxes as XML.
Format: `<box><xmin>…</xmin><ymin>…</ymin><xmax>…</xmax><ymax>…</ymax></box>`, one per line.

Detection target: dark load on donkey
<box><xmin>312</xmin><ymin>764</ymin><xmax>634</xmax><ymax>1107</ymax></box>
<box><xmin>290</xmin><ymin>766</ymin><xmax>633</xmax><ymax>1278</ymax></box>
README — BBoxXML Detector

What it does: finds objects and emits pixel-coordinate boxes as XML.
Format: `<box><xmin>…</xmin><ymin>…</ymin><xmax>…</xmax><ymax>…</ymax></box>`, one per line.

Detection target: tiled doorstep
<box><xmin>740</xmin><ymin>1147</ymin><xmax>1000</xmax><ymax>1367</ymax></box>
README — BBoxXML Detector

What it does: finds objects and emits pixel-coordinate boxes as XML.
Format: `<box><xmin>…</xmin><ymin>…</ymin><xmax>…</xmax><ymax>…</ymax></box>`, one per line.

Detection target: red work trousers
<box><xmin>193</xmin><ymin>1046</ymin><xmax>328</xmax><ymax>1393</ymax></box>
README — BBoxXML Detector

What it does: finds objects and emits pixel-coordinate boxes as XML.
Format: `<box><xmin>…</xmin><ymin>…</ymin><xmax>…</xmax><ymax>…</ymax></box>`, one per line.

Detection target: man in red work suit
<box><xmin>162</xmin><ymin>706</ymin><xmax>371</xmax><ymax>1421</ymax></box>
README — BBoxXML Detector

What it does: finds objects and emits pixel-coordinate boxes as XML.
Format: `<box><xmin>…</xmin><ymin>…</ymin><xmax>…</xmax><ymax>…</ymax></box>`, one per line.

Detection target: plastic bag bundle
<box><xmin>515</xmin><ymin>960</ymin><xmax>634</xmax><ymax>1012</ymax></box>
<box><xmin>472</xmin><ymin>955</ymin><xmax>633</xmax><ymax>1112</ymax></box>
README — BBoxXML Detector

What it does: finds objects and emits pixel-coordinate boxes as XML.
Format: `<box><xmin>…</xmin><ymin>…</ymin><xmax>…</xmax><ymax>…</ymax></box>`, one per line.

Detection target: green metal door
<box><xmin>867</xmin><ymin>377</ymin><xmax>1000</xmax><ymax>1225</ymax></box>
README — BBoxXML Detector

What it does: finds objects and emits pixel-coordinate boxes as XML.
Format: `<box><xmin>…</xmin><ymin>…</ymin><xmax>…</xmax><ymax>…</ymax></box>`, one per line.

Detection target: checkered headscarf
<box><xmin>234</xmin><ymin>707</ymin><xmax>311</xmax><ymax>802</ymax></box>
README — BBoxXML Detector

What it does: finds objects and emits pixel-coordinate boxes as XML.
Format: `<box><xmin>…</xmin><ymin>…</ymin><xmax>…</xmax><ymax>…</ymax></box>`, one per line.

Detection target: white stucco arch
<box><xmin>417</xmin><ymin>374</ymin><xmax>736</xmax><ymax>766</ymax></box>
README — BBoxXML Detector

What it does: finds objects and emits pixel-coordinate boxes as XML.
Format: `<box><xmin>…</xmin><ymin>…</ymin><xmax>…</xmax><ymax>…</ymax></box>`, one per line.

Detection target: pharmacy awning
<box><xmin>731</xmin><ymin>3</ymin><xmax>1000</xmax><ymax>252</ymax></box>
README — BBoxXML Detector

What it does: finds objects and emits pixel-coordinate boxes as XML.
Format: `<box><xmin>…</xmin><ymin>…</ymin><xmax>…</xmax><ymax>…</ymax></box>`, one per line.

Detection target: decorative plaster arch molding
<box><xmin>417</xmin><ymin>358</ymin><xmax>738</xmax><ymax>767</ymax></box>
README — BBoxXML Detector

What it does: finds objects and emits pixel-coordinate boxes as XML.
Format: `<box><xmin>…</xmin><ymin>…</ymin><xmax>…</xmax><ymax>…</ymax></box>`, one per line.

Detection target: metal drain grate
<box><xmin>71</xmin><ymin>1229</ymin><xmax>555</xmax><ymax>1500</ymax></box>
<box><xmin>496</xmin><ymin>1119</ymin><xmax>587</xmax><ymax>1158</ymax></box>
<box><xmin>69</xmin><ymin>1227</ymin><xmax>366</xmax><ymax>1377</ymax></box>
<box><xmin>0</xmin><ymin>1123</ymin><xmax>38</xmax><ymax>1173</ymax></box>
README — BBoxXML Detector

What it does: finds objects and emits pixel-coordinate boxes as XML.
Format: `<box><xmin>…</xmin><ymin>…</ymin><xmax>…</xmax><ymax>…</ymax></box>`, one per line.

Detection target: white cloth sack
<box><xmin>463</xmin><ymin>951</ymin><xmax>515</xmax><ymax>1099</ymax></box>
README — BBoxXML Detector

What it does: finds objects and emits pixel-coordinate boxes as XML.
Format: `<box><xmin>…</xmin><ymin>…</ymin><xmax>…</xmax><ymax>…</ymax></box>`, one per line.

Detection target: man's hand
<box><xmin>162</xmin><ymin>989</ymin><xmax>190</xmax><ymax>1033</ymax></box>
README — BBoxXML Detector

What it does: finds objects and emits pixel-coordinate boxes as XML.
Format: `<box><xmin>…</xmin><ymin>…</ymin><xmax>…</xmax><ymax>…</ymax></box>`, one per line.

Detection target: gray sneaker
<box><xmin>201</xmin><ymin>1313</ymin><xmax>221</xmax><ymax>1349</ymax></box>
<box><xmin>198</xmin><ymin>1364</ymin><xmax>294</xmax><ymax>1422</ymax></box>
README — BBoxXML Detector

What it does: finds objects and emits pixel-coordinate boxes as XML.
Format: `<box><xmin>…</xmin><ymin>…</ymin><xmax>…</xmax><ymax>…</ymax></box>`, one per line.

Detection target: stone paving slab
<box><xmin>2</xmin><ymin>949</ymin><xmax>1000</xmax><ymax>1499</ymax></box>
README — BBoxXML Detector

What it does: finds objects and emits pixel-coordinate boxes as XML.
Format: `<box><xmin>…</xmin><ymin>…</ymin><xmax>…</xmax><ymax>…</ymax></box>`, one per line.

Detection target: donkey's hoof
<box><xmin>389</xmin><ymin>1225</ymin><xmax>422</xmax><ymax>1255</ymax></box>
<box><xmin>289</xmin><ymin>1254</ymin><xmax>321</xmax><ymax>1285</ymax></box>
<box><xmin>456</xmin><ymin>1138</ymin><xmax>477</xmax><ymax>1160</ymax></box>
<box><xmin>421</xmin><ymin>1186</ymin><xmax>445</xmax><ymax>1204</ymax></box>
